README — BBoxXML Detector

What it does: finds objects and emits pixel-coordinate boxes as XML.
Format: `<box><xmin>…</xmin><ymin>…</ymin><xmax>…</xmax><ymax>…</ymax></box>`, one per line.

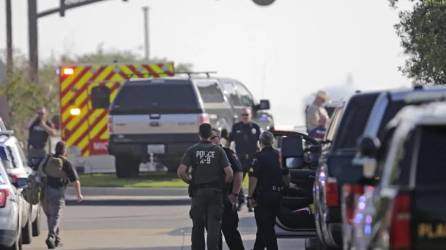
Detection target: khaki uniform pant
<box><xmin>42</xmin><ymin>186</ymin><xmax>65</xmax><ymax>241</ymax></box>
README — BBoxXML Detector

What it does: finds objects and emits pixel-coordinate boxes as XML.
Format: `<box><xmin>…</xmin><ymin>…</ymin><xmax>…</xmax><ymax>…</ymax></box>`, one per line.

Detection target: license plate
<box><xmin>147</xmin><ymin>144</ymin><xmax>165</xmax><ymax>154</ymax></box>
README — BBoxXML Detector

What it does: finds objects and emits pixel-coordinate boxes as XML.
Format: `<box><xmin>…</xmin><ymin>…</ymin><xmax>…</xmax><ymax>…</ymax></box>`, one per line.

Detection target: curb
<box><xmin>66</xmin><ymin>187</ymin><xmax>188</xmax><ymax>197</ymax></box>
<box><xmin>66</xmin><ymin>195</ymin><xmax>191</xmax><ymax>206</ymax></box>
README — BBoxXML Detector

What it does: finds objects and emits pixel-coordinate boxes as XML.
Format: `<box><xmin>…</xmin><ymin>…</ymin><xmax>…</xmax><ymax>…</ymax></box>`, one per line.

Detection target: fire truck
<box><xmin>58</xmin><ymin>63</ymin><xmax>175</xmax><ymax>173</ymax></box>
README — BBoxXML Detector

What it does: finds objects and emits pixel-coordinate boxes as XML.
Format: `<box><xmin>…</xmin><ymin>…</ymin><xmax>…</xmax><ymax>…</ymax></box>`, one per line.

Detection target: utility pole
<box><xmin>142</xmin><ymin>6</ymin><xmax>150</xmax><ymax>62</ymax></box>
<box><xmin>6</xmin><ymin>0</ymin><xmax>13</xmax><ymax>74</ymax></box>
<box><xmin>28</xmin><ymin>0</ymin><xmax>39</xmax><ymax>82</ymax></box>
<box><xmin>26</xmin><ymin>0</ymin><xmax>129</xmax><ymax>83</ymax></box>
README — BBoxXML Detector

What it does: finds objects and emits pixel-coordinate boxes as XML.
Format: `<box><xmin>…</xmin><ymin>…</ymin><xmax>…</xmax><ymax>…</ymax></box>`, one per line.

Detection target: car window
<box><xmin>332</xmin><ymin>93</ymin><xmax>378</xmax><ymax>150</ymax></box>
<box><xmin>324</xmin><ymin>107</ymin><xmax>343</xmax><ymax>142</ymax></box>
<box><xmin>14</xmin><ymin>143</ymin><xmax>27</xmax><ymax>167</ymax></box>
<box><xmin>91</xmin><ymin>85</ymin><xmax>111</xmax><ymax>109</ymax></box>
<box><xmin>196</xmin><ymin>81</ymin><xmax>225</xmax><ymax>103</ymax></box>
<box><xmin>377</xmin><ymin>100</ymin><xmax>406</xmax><ymax>140</ymax></box>
<box><xmin>388</xmin><ymin>130</ymin><xmax>414</xmax><ymax>186</ymax></box>
<box><xmin>222</xmin><ymin>81</ymin><xmax>242</xmax><ymax>106</ymax></box>
<box><xmin>415</xmin><ymin>126</ymin><xmax>446</xmax><ymax>187</ymax></box>
<box><xmin>111</xmin><ymin>82</ymin><xmax>201</xmax><ymax>114</ymax></box>
<box><xmin>235</xmin><ymin>82</ymin><xmax>254</xmax><ymax>107</ymax></box>
<box><xmin>0</xmin><ymin>146</ymin><xmax>17</xmax><ymax>169</ymax></box>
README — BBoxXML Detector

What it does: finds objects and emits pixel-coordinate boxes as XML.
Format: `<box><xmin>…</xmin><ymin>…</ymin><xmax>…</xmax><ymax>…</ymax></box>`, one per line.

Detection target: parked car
<box><xmin>0</xmin><ymin>132</ymin><xmax>41</xmax><ymax>245</ymax></box>
<box><xmin>0</xmin><ymin>160</ymin><xmax>27</xmax><ymax>250</ymax></box>
<box><xmin>348</xmin><ymin>102</ymin><xmax>446</xmax><ymax>250</ymax></box>
<box><xmin>268</xmin><ymin>106</ymin><xmax>343</xmax><ymax>241</ymax></box>
<box><xmin>108</xmin><ymin>76</ymin><xmax>273</xmax><ymax>177</ymax></box>
<box><xmin>311</xmin><ymin>92</ymin><xmax>379</xmax><ymax>250</ymax></box>
<box><xmin>269</xmin><ymin>129</ymin><xmax>321</xmax><ymax>238</ymax></box>
<box><xmin>331</xmin><ymin>86</ymin><xmax>446</xmax><ymax>249</ymax></box>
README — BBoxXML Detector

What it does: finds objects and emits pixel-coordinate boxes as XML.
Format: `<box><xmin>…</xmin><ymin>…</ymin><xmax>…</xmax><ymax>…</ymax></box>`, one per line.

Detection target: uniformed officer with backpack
<box><xmin>39</xmin><ymin>141</ymin><xmax>83</xmax><ymax>249</ymax></box>
<box><xmin>248</xmin><ymin>131</ymin><xmax>287</xmax><ymax>250</ymax></box>
<box><xmin>177</xmin><ymin>123</ymin><xmax>234</xmax><ymax>250</ymax></box>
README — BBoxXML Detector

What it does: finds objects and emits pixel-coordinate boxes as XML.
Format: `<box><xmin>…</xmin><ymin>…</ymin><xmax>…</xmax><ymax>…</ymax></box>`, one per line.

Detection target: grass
<box><xmin>80</xmin><ymin>172</ymin><xmax>250</xmax><ymax>189</ymax></box>
<box><xmin>79</xmin><ymin>172</ymin><xmax>188</xmax><ymax>188</ymax></box>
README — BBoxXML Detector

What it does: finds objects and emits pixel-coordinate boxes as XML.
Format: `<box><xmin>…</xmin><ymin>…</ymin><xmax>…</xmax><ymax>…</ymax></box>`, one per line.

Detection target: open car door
<box><xmin>272</xmin><ymin>130</ymin><xmax>319</xmax><ymax>238</ymax></box>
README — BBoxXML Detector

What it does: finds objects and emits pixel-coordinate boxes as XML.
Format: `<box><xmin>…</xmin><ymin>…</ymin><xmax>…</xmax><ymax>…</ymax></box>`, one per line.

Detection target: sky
<box><xmin>0</xmin><ymin>0</ymin><xmax>412</xmax><ymax>126</ymax></box>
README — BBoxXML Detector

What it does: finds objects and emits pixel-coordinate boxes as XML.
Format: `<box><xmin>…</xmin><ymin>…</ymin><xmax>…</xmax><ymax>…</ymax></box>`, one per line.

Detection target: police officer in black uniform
<box><xmin>28</xmin><ymin>108</ymin><xmax>56</xmax><ymax>169</ymax></box>
<box><xmin>229</xmin><ymin>108</ymin><xmax>261</xmax><ymax>209</ymax></box>
<box><xmin>248</xmin><ymin>131</ymin><xmax>285</xmax><ymax>250</ymax></box>
<box><xmin>177</xmin><ymin>123</ymin><xmax>234</xmax><ymax>250</ymax></box>
<box><xmin>210</xmin><ymin>128</ymin><xmax>245</xmax><ymax>250</ymax></box>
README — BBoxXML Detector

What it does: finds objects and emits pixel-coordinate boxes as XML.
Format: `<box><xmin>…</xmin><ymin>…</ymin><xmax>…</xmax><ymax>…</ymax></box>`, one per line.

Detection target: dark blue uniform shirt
<box><xmin>229</xmin><ymin>122</ymin><xmax>261</xmax><ymax>161</ymax></box>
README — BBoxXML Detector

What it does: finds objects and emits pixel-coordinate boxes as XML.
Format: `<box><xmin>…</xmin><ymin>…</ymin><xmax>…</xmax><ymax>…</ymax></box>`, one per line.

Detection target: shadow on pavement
<box><xmin>66</xmin><ymin>199</ymin><xmax>191</xmax><ymax>206</ymax></box>
<box><xmin>72</xmin><ymin>240</ymin><xmax>258</xmax><ymax>250</ymax></box>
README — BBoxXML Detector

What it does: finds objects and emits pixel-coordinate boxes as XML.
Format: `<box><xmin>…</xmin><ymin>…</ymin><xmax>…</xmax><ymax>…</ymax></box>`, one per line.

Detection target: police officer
<box><xmin>306</xmin><ymin>90</ymin><xmax>330</xmax><ymax>140</ymax></box>
<box><xmin>39</xmin><ymin>141</ymin><xmax>83</xmax><ymax>249</ymax></box>
<box><xmin>229</xmin><ymin>108</ymin><xmax>261</xmax><ymax>210</ymax></box>
<box><xmin>28</xmin><ymin>107</ymin><xmax>56</xmax><ymax>169</ymax></box>
<box><xmin>210</xmin><ymin>128</ymin><xmax>245</xmax><ymax>250</ymax></box>
<box><xmin>177</xmin><ymin>123</ymin><xmax>234</xmax><ymax>250</ymax></box>
<box><xmin>248</xmin><ymin>131</ymin><xmax>285</xmax><ymax>250</ymax></box>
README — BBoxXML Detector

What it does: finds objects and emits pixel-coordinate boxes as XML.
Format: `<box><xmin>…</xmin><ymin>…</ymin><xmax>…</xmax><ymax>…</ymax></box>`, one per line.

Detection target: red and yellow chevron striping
<box><xmin>59</xmin><ymin>63</ymin><xmax>175</xmax><ymax>156</ymax></box>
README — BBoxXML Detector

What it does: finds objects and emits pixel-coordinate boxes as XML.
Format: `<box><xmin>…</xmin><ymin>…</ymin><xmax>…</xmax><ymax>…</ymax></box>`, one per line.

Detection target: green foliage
<box><xmin>391</xmin><ymin>0</ymin><xmax>446</xmax><ymax>84</ymax></box>
<box><xmin>0</xmin><ymin>64</ymin><xmax>57</xmax><ymax>141</ymax></box>
<box><xmin>61</xmin><ymin>47</ymin><xmax>193</xmax><ymax>72</ymax></box>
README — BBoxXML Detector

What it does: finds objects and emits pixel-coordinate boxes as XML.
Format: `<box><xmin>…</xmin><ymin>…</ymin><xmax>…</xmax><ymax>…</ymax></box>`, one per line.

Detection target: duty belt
<box><xmin>272</xmin><ymin>185</ymin><xmax>284</xmax><ymax>192</ymax></box>
<box><xmin>195</xmin><ymin>182</ymin><xmax>222</xmax><ymax>190</ymax></box>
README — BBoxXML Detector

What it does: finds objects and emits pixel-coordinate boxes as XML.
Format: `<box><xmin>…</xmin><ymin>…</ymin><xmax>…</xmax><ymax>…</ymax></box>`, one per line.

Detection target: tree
<box><xmin>391</xmin><ymin>0</ymin><xmax>446</xmax><ymax>84</ymax></box>
<box><xmin>61</xmin><ymin>46</ymin><xmax>193</xmax><ymax>72</ymax></box>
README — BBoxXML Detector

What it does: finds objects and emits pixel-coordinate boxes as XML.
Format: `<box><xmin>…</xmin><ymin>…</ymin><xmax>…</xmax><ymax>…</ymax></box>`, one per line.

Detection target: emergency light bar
<box><xmin>404</xmin><ymin>92</ymin><xmax>446</xmax><ymax>104</ymax></box>
<box><xmin>175</xmin><ymin>71</ymin><xmax>217</xmax><ymax>78</ymax></box>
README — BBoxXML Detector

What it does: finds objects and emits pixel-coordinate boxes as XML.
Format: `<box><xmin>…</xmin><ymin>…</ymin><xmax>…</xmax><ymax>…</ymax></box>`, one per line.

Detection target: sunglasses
<box><xmin>210</xmin><ymin>135</ymin><xmax>220</xmax><ymax>140</ymax></box>
<box><xmin>241</xmin><ymin>114</ymin><xmax>249</xmax><ymax>117</ymax></box>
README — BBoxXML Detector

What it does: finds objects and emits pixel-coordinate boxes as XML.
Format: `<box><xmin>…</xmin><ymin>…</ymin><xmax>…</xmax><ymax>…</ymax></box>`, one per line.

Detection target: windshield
<box><xmin>111</xmin><ymin>83</ymin><xmax>201</xmax><ymax>114</ymax></box>
<box><xmin>415</xmin><ymin>126</ymin><xmax>446</xmax><ymax>187</ymax></box>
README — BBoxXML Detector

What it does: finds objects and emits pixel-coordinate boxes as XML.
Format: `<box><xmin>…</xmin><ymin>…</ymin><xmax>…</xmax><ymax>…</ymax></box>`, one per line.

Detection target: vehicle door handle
<box><xmin>115</xmin><ymin>123</ymin><xmax>126</xmax><ymax>126</ymax></box>
<box><xmin>308</xmin><ymin>175</ymin><xmax>315</xmax><ymax>179</ymax></box>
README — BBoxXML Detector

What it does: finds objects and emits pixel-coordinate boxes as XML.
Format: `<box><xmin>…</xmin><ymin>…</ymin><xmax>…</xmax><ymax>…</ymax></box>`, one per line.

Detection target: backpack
<box><xmin>29</xmin><ymin>155</ymin><xmax>68</xmax><ymax>204</ymax></box>
<box><xmin>44</xmin><ymin>156</ymin><xmax>67</xmax><ymax>179</ymax></box>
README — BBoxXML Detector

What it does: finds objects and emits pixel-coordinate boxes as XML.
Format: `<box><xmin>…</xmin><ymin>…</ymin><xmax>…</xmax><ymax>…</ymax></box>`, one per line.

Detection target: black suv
<box><xmin>312</xmin><ymin>92</ymin><xmax>380</xmax><ymax>250</ymax></box>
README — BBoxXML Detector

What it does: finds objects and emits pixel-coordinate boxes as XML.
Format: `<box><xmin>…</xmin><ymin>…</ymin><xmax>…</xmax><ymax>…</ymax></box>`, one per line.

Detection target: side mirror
<box><xmin>281</xmin><ymin>136</ymin><xmax>305</xmax><ymax>169</ymax></box>
<box><xmin>13</xmin><ymin>177</ymin><xmax>29</xmax><ymax>189</ymax></box>
<box><xmin>257</xmin><ymin>100</ymin><xmax>270</xmax><ymax>110</ymax></box>
<box><xmin>285</xmin><ymin>157</ymin><xmax>305</xmax><ymax>169</ymax></box>
<box><xmin>358</xmin><ymin>136</ymin><xmax>380</xmax><ymax>158</ymax></box>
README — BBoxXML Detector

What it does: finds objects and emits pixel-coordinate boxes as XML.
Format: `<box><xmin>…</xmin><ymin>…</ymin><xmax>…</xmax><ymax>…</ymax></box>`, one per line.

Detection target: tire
<box><xmin>7</xmin><ymin>227</ymin><xmax>22</xmax><ymax>250</ymax></box>
<box><xmin>161</xmin><ymin>158</ymin><xmax>179</xmax><ymax>173</ymax></box>
<box><xmin>305</xmin><ymin>237</ymin><xmax>339</xmax><ymax>250</ymax></box>
<box><xmin>305</xmin><ymin>237</ymin><xmax>322</xmax><ymax>250</ymax></box>
<box><xmin>32</xmin><ymin>207</ymin><xmax>41</xmax><ymax>237</ymax></box>
<box><xmin>115</xmin><ymin>156</ymin><xmax>139</xmax><ymax>178</ymax></box>
<box><xmin>21</xmin><ymin>218</ymin><xmax>32</xmax><ymax>245</ymax></box>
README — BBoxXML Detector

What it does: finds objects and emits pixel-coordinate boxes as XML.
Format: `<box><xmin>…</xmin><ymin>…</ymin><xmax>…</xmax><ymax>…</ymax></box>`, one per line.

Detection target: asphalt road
<box><xmin>24</xmin><ymin>203</ymin><xmax>305</xmax><ymax>250</ymax></box>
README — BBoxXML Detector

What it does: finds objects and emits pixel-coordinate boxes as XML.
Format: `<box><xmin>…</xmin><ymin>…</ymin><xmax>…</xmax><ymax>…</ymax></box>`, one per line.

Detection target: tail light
<box><xmin>326</xmin><ymin>177</ymin><xmax>339</xmax><ymax>208</ymax></box>
<box><xmin>343</xmin><ymin>184</ymin><xmax>365</xmax><ymax>224</ymax></box>
<box><xmin>390</xmin><ymin>192</ymin><xmax>412</xmax><ymax>250</ymax></box>
<box><xmin>108</xmin><ymin>116</ymin><xmax>113</xmax><ymax>134</ymax></box>
<box><xmin>0</xmin><ymin>189</ymin><xmax>10</xmax><ymax>208</ymax></box>
<box><xmin>198</xmin><ymin>113</ymin><xmax>210</xmax><ymax>124</ymax></box>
